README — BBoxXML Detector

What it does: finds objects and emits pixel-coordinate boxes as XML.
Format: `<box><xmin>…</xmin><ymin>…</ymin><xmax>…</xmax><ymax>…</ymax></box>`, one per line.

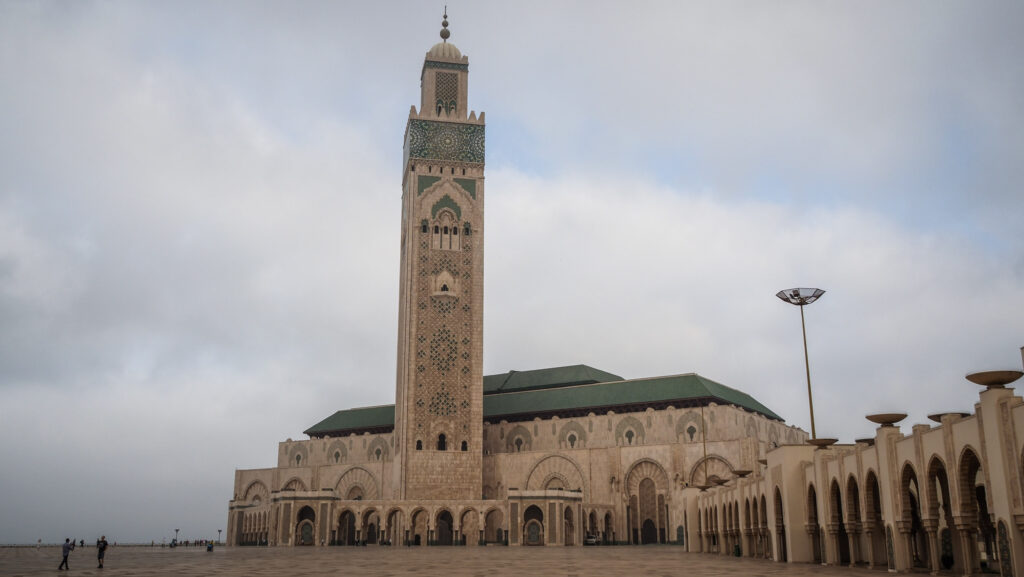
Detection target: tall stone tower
<box><xmin>392</xmin><ymin>14</ymin><xmax>485</xmax><ymax>501</ymax></box>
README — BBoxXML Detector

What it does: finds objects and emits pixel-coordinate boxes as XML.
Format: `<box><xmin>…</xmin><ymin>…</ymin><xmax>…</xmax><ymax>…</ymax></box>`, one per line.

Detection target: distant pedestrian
<box><xmin>58</xmin><ymin>538</ymin><xmax>72</xmax><ymax>570</ymax></box>
<box><xmin>97</xmin><ymin>535</ymin><xmax>109</xmax><ymax>568</ymax></box>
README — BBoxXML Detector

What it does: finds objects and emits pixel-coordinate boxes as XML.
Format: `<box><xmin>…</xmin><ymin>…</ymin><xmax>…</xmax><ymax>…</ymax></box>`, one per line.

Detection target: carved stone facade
<box><xmin>227</xmin><ymin>19</ymin><xmax>805</xmax><ymax>551</ymax></box>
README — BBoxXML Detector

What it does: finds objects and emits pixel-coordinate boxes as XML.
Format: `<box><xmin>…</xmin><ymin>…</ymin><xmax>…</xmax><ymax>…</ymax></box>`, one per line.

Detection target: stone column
<box><xmin>922</xmin><ymin>519</ymin><xmax>940</xmax><ymax>575</ymax></box>
<box><xmin>864</xmin><ymin>525</ymin><xmax>876</xmax><ymax>569</ymax></box>
<box><xmin>954</xmin><ymin>522</ymin><xmax>978</xmax><ymax>577</ymax></box>
<box><xmin>826</xmin><ymin>524</ymin><xmax>840</xmax><ymax>565</ymax></box>
<box><xmin>847</xmin><ymin>523</ymin><xmax>861</xmax><ymax>567</ymax></box>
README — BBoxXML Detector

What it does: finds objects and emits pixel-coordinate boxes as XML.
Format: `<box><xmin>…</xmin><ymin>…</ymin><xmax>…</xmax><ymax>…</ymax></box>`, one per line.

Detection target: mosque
<box><xmin>227</xmin><ymin>17</ymin><xmax>1024</xmax><ymax>575</ymax></box>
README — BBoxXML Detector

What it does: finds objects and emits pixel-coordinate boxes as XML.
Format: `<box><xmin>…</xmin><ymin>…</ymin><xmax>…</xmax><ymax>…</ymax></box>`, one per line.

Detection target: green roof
<box><xmin>304</xmin><ymin>404</ymin><xmax>395</xmax><ymax>436</ymax></box>
<box><xmin>482</xmin><ymin>373</ymin><xmax>782</xmax><ymax>422</ymax></box>
<box><xmin>483</xmin><ymin>364</ymin><xmax>623</xmax><ymax>394</ymax></box>
<box><xmin>304</xmin><ymin>370</ymin><xmax>782</xmax><ymax>437</ymax></box>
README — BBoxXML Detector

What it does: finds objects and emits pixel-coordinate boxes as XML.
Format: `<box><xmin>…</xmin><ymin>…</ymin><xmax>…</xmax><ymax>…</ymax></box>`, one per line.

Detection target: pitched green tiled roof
<box><xmin>483</xmin><ymin>373</ymin><xmax>782</xmax><ymax>422</ymax></box>
<box><xmin>483</xmin><ymin>364</ymin><xmax>623</xmax><ymax>394</ymax></box>
<box><xmin>304</xmin><ymin>405</ymin><xmax>395</xmax><ymax>437</ymax></box>
<box><xmin>304</xmin><ymin>369</ymin><xmax>782</xmax><ymax>437</ymax></box>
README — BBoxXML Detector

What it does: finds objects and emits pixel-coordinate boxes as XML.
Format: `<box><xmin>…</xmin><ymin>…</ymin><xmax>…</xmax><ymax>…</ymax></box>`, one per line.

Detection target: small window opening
<box><xmin>461</xmin><ymin>441</ymin><xmax>468</xmax><ymax>452</ymax></box>
<box><xmin>514</xmin><ymin>437</ymin><xmax>523</xmax><ymax>452</ymax></box>
<box><xmin>411</xmin><ymin>164</ymin><xmax>415</xmax><ymax>171</ymax></box>
<box><xmin>462</xmin><ymin>168</ymin><xmax>466</xmax><ymax>175</ymax></box>
<box><xmin>625</xmin><ymin>430</ymin><xmax>635</xmax><ymax>445</ymax></box>
<box><xmin>295</xmin><ymin>454</ymin><xmax>302</xmax><ymax>466</ymax></box>
<box><xmin>464</xmin><ymin>225</ymin><xmax>470</xmax><ymax>236</ymax></box>
<box><xmin>443</xmin><ymin>226</ymin><xmax>449</xmax><ymax>234</ymax></box>
<box><xmin>440</xmin><ymin>284</ymin><xmax>449</xmax><ymax>292</ymax></box>
<box><xmin>434</xmin><ymin>225</ymin><xmax>440</xmax><ymax>234</ymax></box>
<box><xmin>437</xmin><ymin>434</ymin><xmax>447</xmax><ymax>451</ymax></box>
<box><xmin>421</xmin><ymin>223</ymin><xmax>428</xmax><ymax>233</ymax></box>
<box><xmin>428</xmin><ymin>166</ymin><xmax>432</xmax><ymax>173</ymax></box>
<box><xmin>334</xmin><ymin>451</ymin><xmax>341</xmax><ymax>463</ymax></box>
<box><xmin>453</xmin><ymin>227</ymin><xmax>458</xmax><ymax>236</ymax></box>
<box><xmin>568</xmin><ymin>434</ymin><xmax>577</xmax><ymax>449</ymax></box>
<box><xmin>436</xmin><ymin>100</ymin><xmax>444</xmax><ymax>115</ymax></box>
<box><xmin>416</xmin><ymin>440</ymin><xmax>423</xmax><ymax>451</ymax></box>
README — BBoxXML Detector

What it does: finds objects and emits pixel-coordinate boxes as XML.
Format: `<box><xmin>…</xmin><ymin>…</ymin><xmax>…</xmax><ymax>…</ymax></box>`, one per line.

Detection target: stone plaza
<box><xmin>0</xmin><ymin>545</ymin><xmax>901</xmax><ymax>577</ymax></box>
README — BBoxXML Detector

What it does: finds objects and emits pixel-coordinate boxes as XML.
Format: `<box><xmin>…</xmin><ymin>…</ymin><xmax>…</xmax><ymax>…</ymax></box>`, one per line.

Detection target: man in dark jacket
<box><xmin>97</xmin><ymin>535</ymin><xmax>108</xmax><ymax>568</ymax></box>
<box><xmin>58</xmin><ymin>538</ymin><xmax>72</xmax><ymax>570</ymax></box>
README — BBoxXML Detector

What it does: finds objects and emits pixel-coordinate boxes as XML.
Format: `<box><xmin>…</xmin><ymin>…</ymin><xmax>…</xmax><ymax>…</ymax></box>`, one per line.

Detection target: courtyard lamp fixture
<box><xmin>776</xmin><ymin>287</ymin><xmax>825</xmax><ymax>439</ymax></box>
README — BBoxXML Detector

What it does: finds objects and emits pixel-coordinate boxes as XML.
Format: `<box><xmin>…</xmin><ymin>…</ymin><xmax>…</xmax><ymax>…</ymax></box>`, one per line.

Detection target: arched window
<box><xmin>568</xmin><ymin>434</ymin><xmax>577</xmax><ymax>449</ymax></box>
<box><xmin>453</xmin><ymin>227</ymin><xmax>458</xmax><ymax>236</ymax></box>
<box><xmin>437</xmin><ymin>434</ymin><xmax>447</xmax><ymax>451</ymax></box>
<box><xmin>464</xmin><ymin>224</ymin><xmax>470</xmax><ymax>236</ymax></box>
<box><xmin>461</xmin><ymin>441</ymin><xmax>468</xmax><ymax>451</ymax></box>
<box><xmin>421</xmin><ymin>223</ymin><xmax>428</xmax><ymax>233</ymax></box>
<box><xmin>515</xmin><ymin>437</ymin><xmax>523</xmax><ymax>452</ymax></box>
<box><xmin>436</xmin><ymin>100</ymin><xmax>444</xmax><ymax>115</ymax></box>
<box><xmin>625</xmin><ymin>430</ymin><xmax>635</xmax><ymax>445</ymax></box>
<box><xmin>375</xmin><ymin>448</ymin><xmax>382</xmax><ymax>461</ymax></box>
<box><xmin>333</xmin><ymin>451</ymin><xmax>341</xmax><ymax>463</ymax></box>
<box><xmin>440</xmin><ymin>284</ymin><xmax>449</xmax><ymax>292</ymax></box>
<box><xmin>416</xmin><ymin>440</ymin><xmax>423</xmax><ymax>451</ymax></box>
<box><xmin>434</xmin><ymin>225</ymin><xmax>440</xmax><ymax>234</ymax></box>
<box><xmin>295</xmin><ymin>454</ymin><xmax>302</xmax><ymax>466</ymax></box>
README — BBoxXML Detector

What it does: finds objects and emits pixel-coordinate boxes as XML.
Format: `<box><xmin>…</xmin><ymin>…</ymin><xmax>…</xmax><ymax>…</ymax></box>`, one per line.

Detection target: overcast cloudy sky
<box><xmin>2</xmin><ymin>1</ymin><xmax>1022</xmax><ymax>545</ymax></box>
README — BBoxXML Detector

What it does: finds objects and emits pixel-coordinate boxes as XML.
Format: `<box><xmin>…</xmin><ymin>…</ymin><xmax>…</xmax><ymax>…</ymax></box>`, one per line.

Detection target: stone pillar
<box><xmin>864</xmin><ymin>525</ymin><xmax>876</xmax><ymax>569</ymax></box>
<box><xmin>954</xmin><ymin>522</ymin><xmax>978</xmax><ymax>577</ymax></box>
<box><xmin>826</xmin><ymin>524</ymin><xmax>840</xmax><ymax>565</ymax></box>
<box><xmin>847</xmin><ymin>523</ymin><xmax>862</xmax><ymax>567</ymax></box>
<box><xmin>922</xmin><ymin>520</ymin><xmax>940</xmax><ymax>575</ymax></box>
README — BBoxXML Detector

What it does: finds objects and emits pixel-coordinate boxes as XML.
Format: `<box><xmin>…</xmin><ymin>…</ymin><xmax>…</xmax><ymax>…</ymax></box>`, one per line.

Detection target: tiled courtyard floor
<box><xmin>1</xmin><ymin>545</ymin><xmax>892</xmax><ymax>577</ymax></box>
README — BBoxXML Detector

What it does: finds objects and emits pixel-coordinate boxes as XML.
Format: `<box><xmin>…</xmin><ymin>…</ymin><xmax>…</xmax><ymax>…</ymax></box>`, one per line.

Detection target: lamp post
<box><xmin>174</xmin><ymin>528</ymin><xmax>180</xmax><ymax>544</ymax></box>
<box><xmin>218</xmin><ymin>529</ymin><xmax>222</xmax><ymax>544</ymax></box>
<box><xmin>776</xmin><ymin>288</ymin><xmax>825</xmax><ymax>439</ymax></box>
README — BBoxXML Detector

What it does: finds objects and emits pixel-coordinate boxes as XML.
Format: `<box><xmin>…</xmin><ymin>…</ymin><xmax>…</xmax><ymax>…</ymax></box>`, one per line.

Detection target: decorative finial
<box><xmin>440</xmin><ymin>6</ymin><xmax>450</xmax><ymax>41</ymax></box>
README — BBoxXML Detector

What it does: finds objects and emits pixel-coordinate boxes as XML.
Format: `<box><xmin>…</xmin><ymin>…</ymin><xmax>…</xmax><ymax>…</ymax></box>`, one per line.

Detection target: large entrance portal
<box><xmin>436</xmin><ymin>511</ymin><xmax>454</xmax><ymax>545</ymax></box>
<box><xmin>296</xmin><ymin>506</ymin><xmax>316</xmax><ymax>546</ymax></box>
<box><xmin>523</xmin><ymin>505</ymin><xmax>544</xmax><ymax>546</ymax></box>
<box><xmin>641</xmin><ymin>520</ymin><xmax>657</xmax><ymax>544</ymax></box>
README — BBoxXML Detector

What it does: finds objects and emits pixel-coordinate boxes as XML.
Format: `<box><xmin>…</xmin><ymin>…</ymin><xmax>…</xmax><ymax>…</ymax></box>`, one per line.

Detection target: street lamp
<box><xmin>218</xmin><ymin>529</ymin><xmax>222</xmax><ymax>544</ymax></box>
<box><xmin>776</xmin><ymin>287</ymin><xmax>825</xmax><ymax>439</ymax></box>
<box><xmin>174</xmin><ymin>528</ymin><xmax>180</xmax><ymax>544</ymax></box>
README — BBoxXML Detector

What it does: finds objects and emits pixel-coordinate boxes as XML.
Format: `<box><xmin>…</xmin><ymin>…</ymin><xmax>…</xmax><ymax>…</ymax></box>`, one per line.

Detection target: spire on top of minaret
<box><xmin>426</xmin><ymin>6</ymin><xmax>462</xmax><ymax>60</ymax></box>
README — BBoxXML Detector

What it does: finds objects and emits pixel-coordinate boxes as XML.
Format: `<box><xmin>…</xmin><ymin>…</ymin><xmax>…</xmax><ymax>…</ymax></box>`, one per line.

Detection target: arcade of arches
<box><xmin>696</xmin><ymin>354</ymin><xmax>1024</xmax><ymax>575</ymax></box>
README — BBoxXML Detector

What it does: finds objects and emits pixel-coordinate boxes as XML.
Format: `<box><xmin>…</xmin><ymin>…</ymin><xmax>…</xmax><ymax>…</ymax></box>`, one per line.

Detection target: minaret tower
<box><xmin>392</xmin><ymin>12</ymin><xmax>485</xmax><ymax>501</ymax></box>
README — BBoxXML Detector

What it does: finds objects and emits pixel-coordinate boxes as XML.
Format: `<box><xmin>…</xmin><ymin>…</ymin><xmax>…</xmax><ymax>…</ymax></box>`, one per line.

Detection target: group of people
<box><xmin>58</xmin><ymin>536</ymin><xmax>108</xmax><ymax>570</ymax></box>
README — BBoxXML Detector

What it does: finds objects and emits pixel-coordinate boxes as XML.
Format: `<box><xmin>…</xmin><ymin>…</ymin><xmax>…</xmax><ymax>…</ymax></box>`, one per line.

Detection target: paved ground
<box><xmin>1</xmin><ymin>545</ymin><xmax>891</xmax><ymax>576</ymax></box>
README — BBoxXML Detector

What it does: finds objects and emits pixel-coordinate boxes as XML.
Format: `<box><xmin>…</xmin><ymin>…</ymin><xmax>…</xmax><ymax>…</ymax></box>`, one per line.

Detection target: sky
<box><xmin>1</xmin><ymin>1</ymin><xmax>1023</xmax><ymax>545</ymax></box>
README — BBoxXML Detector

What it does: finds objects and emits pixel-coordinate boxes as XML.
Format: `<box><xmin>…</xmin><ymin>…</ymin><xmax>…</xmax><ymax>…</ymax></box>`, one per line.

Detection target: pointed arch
<box><xmin>334</xmin><ymin>466</ymin><xmax>380</xmax><ymax>501</ymax></box>
<box><xmin>526</xmin><ymin>454</ymin><xmax>587</xmax><ymax>498</ymax></box>
<box><xmin>242</xmin><ymin>480</ymin><xmax>269</xmax><ymax>503</ymax></box>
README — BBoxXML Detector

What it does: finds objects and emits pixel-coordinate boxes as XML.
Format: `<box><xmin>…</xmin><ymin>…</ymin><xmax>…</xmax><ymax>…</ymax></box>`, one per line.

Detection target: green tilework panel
<box><xmin>407</xmin><ymin>119</ymin><xmax>484</xmax><ymax>164</ymax></box>
<box><xmin>417</xmin><ymin>175</ymin><xmax>441</xmax><ymax>195</ymax></box>
<box><xmin>453</xmin><ymin>178</ymin><xmax>476</xmax><ymax>199</ymax></box>
<box><xmin>431</xmin><ymin>194</ymin><xmax>461</xmax><ymax>220</ymax></box>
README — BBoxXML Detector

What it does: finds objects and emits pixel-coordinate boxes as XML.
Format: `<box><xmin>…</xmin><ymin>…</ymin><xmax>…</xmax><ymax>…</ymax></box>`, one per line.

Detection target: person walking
<box><xmin>97</xmin><ymin>535</ymin><xmax>108</xmax><ymax>568</ymax></box>
<box><xmin>58</xmin><ymin>538</ymin><xmax>72</xmax><ymax>570</ymax></box>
